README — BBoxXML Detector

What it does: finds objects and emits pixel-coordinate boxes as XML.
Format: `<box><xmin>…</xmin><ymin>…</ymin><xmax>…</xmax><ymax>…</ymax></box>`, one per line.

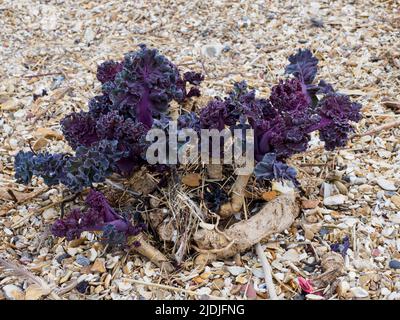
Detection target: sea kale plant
<box><xmin>15</xmin><ymin>44</ymin><xmax>204</xmax><ymax>192</ymax></box>
<box><xmin>196</xmin><ymin>49</ymin><xmax>362</xmax><ymax>186</ymax></box>
<box><xmin>51</xmin><ymin>189</ymin><xmax>145</xmax><ymax>245</ymax></box>
<box><xmin>13</xmin><ymin>47</ymin><xmax>362</xmax><ymax>244</ymax></box>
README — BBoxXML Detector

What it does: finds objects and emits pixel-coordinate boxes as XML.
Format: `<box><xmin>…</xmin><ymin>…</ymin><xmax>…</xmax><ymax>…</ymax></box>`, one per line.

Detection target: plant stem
<box><xmin>255</xmin><ymin>243</ymin><xmax>278</xmax><ymax>300</ymax></box>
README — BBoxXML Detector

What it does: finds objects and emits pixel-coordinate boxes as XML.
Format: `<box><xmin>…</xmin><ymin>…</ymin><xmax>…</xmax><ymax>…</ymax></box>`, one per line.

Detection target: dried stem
<box><xmin>255</xmin><ymin>243</ymin><xmax>278</xmax><ymax>300</ymax></box>
<box><xmin>353</xmin><ymin>119</ymin><xmax>400</xmax><ymax>138</ymax></box>
<box><xmin>128</xmin><ymin>233</ymin><xmax>174</xmax><ymax>273</ymax></box>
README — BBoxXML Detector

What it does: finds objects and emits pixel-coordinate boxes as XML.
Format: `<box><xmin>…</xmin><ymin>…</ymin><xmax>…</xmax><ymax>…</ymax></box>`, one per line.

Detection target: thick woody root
<box><xmin>128</xmin><ymin>233</ymin><xmax>174</xmax><ymax>273</ymax></box>
<box><xmin>193</xmin><ymin>192</ymin><xmax>299</xmax><ymax>266</ymax></box>
<box><xmin>219</xmin><ymin>174</ymin><xmax>251</xmax><ymax>218</ymax></box>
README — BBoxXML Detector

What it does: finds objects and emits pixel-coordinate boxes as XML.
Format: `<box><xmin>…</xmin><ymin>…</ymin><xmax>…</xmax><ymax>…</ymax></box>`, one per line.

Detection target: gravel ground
<box><xmin>0</xmin><ymin>0</ymin><xmax>399</xmax><ymax>300</ymax></box>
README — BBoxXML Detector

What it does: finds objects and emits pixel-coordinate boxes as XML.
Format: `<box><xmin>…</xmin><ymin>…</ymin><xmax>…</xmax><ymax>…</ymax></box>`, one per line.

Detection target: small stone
<box><xmin>388</xmin><ymin>292</ymin><xmax>400</xmax><ymax>300</ymax></box>
<box><xmin>261</xmin><ymin>191</ymin><xmax>278</xmax><ymax>201</ymax></box>
<box><xmin>350</xmin><ymin>287</ymin><xmax>369</xmax><ymax>298</ymax></box>
<box><xmin>281</xmin><ymin>248</ymin><xmax>301</xmax><ymax>262</ymax></box>
<box><xmin>389</xmin><ymin>260</ymin><xmax>400</xmax><ymax>270</ymax></box>
<box><xmin>104</xmin><ymin>274</ymin><xmax>112</xmax><ymax>289</ymax></box>
<box><xmin>60</xmin><ymin>270</ymin><xmax>73</xmax><ymax>284</ymax></box>
<box><xmin>76</xmin><ymin>281</ymin><xmax>89</xmax><ymax>294</ymax></box>
<box><xmin>42</xmin><ymin>208</ymin><xmax>57</xmax><ymax>221</ymax></box>
<box><xmin>212</xmin><ymin>278</ymin><xmax>225</xmax><ymax>290</ymax></box>
<box><xmin>25</xmin><ymin>284</ymin><xmax>48</xmax><ymax>300</ymax></box>
<box><xmin>196</xmin><ymin>287</ymin><xmax>212</xmax><ymax>296</ymax></box>
<box><xmin>306</xmin><ymin>293</ymin><xmax>325</xmax><ymax>300</ymax></box>
<box><xmin>382</xmin><ymin>227</ymin><xmax>395</xmax><ymax>238</ymax></box>
<box><xmin>35</xmin><ymin>127</ymin><xmax>63</xmax><ymax>140</ymax></box>
<box><xmin>2</xmin><ymin>284</ymin><xmax>24</xmax><ymax>300</ymax></box>
<box><xmin>193</xmin><ymin>276</ymin><xmax>205</xmax><ymax>284</ymax></box>
<box><xmin>117</xmin><ymin>280</ymin><xmax>132</xmax><ymax>293</ymax></box>
<box><xmin>391</xmin><ymin>195</ymin><xmax>400</xmax><ymax>209</ymax></box>
<box><xmin>371</xmin><ymin>249</ymin><xmax>381</xmax><ymax>257</ymax></box>
<box><xmin>337</xmin><ymin>281</ymin><xmax>350</xmax><ymax>297</ymax></box>
<box><xmin>91</xmin><ymin>258</ymin><xmax>106</xmax><ymax>273</ymax></box>
<box><xmin>181</xmin><ymin>173</ymin><xmax>201</xmax><ymax>187</ymax></box>
<box><xmin>105</xmin><ymin>256</ymin><xmax>119</xmax><ymax>269</ymax></box>
<box><xmin>201</xmin><ymin>43</ymin><xmax>224</xmax><ymax>58</ymax></box>
<box><xmin>301</xmin><ymin>199</ymin><xmax>320</xmax><ymax>209</ymax></box>
<box><xmin>272</xmin><ymin>181</ymin><xmax>293</xmax><ymax>194</ymax></box>
<box><xmin>13</xmin><ymin>109</ymin><xmax>26</xmax><ymax>119</ymax></box>
<box><xmin>0</xmin><ymin>97</ymin><xmax>19</xmax><ymax>111</ymax></box>
<box><xmin>381</xmin><ymin>287</ymin><xmax>391</xmax><ymax>296</ymax></box>
<box><xmin>251</xmin><ymin>268</ymin><xmax>264</xmax><ymax>278</ymax></box>
<box><xmin>235</xmin><ymin>274</ymin><xmax>248</xmax><ymax>284</ymax></box>
<box><xmin>94</xmin><ymin>286</ymin><xmax>104</xmax><ymax>294</ymax></box>
<box><xmin>389</xmin><ymin>213</ymin><xmax>400</xmax><ymax>224</ymax></box>
<box><xmin>376</xmin><ymin>178</ymin><xmax>397</xmax><ymax>191</ymax></box>
<box><xmin>33</xmin><ymin>137</ymin><xmax>49</xmax><ymax>151</ymax></box>
<box><xmin>323</xmin><ymin>194</ymin><xmax>348</xmax><ymax>206</ymax></box>
<box><xmin>304</xmin><ymin>229</ymin><xmax>315</xmax><ymax>240</ymax></box>
<box><xmin>84</xmin><ymin>27</ymin><xmax>95</xmax><ymax>43</ymax></box>
<box><xmin>56</xmin><ymin>253</ymin><xmax>70</xmax><ymax>264</ymax></box>
<box><xmin>334</xmin><ymin>180</ymin><xmax>348</xmax><ymax>195</ymax></box>
<box><xmin>200</xmin><ymin>272</ymin><xmax>211</xmax><ymax>279</ymax></box>
<box><xmin>76</xmin><ymin>255</ymin><xmax>90</xmax><ymax>267</ymax></box>
<box><xmin>226</xmin><ymin>266</ymin><xmax>246</xmax><ymax>276</ymax></box>
<box><xmin>88</xmin><ymin>248</ymin><xmax>98</xmax><ymax>262</ymax></box>
<box><xmin>66</xmin><ymin>247</ymin><xmax>79</xmax><ymax>256</ymax></box>
<box><xmin>68</xmin><ymin>238</ymin><xmax>85</xmax><ymax>248</ymax></box>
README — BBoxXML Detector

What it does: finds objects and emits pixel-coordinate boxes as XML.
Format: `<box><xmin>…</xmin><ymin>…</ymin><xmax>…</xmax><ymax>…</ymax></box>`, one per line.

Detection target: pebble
<box><xmin>301</xmin><ymin>199</ymin><xmax>320</xmax><ymax>209</ymax></box>
<box><xmin>66</xmin><ymin>247</ymin><xmax>79</xmax><ymax>256</ymax></box>
<box><xmin>212</xmin><ymin>278</ymin><xmax>225</xmax><ymax>290</ymax></box>
<box><xmin>196</xmin><ymin>287</ymin><xmax>212</xmax><ymax>296</ymax></box>
<box><xmin>349</xmin><ymin>176</ymin><xmax>367</xmax><ymax>185</ymax></box>
<box><xmin>226</xmin><ymin>266</ymin><xmax>246</xmax><ymax>276</ymax></box>
<box><xmin>334</xmin><ymin>180</ymin><xmax>348</xmax><ymax>195</ymax></box>
<box><xmin>251</xmin><ymin>268</ymin><xmax>264</xmax><ymax>278</ymax></box>
<box><xmin>84</xmin><ymin>27</ymin><xmax>95</xmax><ymax>43</ymax></box>
<box><xmin>350</xmin><ymin>287</ymin><xmax>369</xmax><ymax>298</ymax></box>
<box><xmin>389</xmin><ymin>260</ymin><xmax>400</xmax><ymax>270</ymax></box>
<box><xmin>42</xmin><ymin>208</ymin><xmax>57</xmax><ymax>221</ymax></box>
<box><xmin>382</xmin><ymin>227</ymin><xmax>395</xmax><ymax>238</ymax></box>
<box><xmin>337</xmin><ymin>281</ymin><xmax>350</xmax><ymax>297</ymax></box>
<box><xmin>76</xmin><ymin>281</ymin><xmax>89</xmax><ymax>294</ymax></box>
<box><xmin>117</xmin><ymin>280</ymin><xmax>132</xmax><ymax>293</ymax></box>
<box><xmin>381</xmin><ymin>287</ymin><xmax>391</xmax><ymax>296</ymax></box>
<box><xmin>88</xmin><ymin>248</ymin><xmax>98</xmax><ymax>262</ymax></box>
<box><xmin>376</xmin><ymin>178</ymin><xmax>397</xmax><ymax>191</ymax></box>
<box><xmin>323</xmin><ymin>194</ymin><xmax>348</xmax><ymax>206</ymax></box>
<box><xmin>391</xmin><ymin>195</ymin><xmax>400</xmax><ymax>209</ymax></box>
<box><xmin>306</xmin><ymin>294</ymin><xmax>325</xmax><ymax>300</ymax></box>
<box><xmin>2</xmin><ymin>284</ymin><xmax>24</xmax><ymax>300</ymax></box>
<box><xmin>13</xmin><ymin>109</ymin><xmax>26</xmax><ymax>119</ymax></box>
<box><xmin>55</xmin><ymin>253</ymin><xmax>69</xmax><ymax>264</ymax></box>
<box><xmin>281</xmin><ymin>248</ymin><xmax>301</xmax><ymax>262</ymax></box>
<box><xmin>91</xmin><ymin>258</ymin><xmax>106</xmax><ymax>273</ymax></box>
<box><xmin>201</xmin><ymin>43</ymin><xmax>224</xmax><ymax>58</ymax></box>
<box><xmin>388</xmin><ymin>292</ymin><xmax>400</xmax><ymax>300</ymax></box>
<box><xmin>25</xmin><ymin>284</ymin><xmax>47</xmax><ymax>300</ymax></box>
<box><xmin>76</xmin><ymin>255</ymin><xmax>91</xmax><ymax>267</ymax></box>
